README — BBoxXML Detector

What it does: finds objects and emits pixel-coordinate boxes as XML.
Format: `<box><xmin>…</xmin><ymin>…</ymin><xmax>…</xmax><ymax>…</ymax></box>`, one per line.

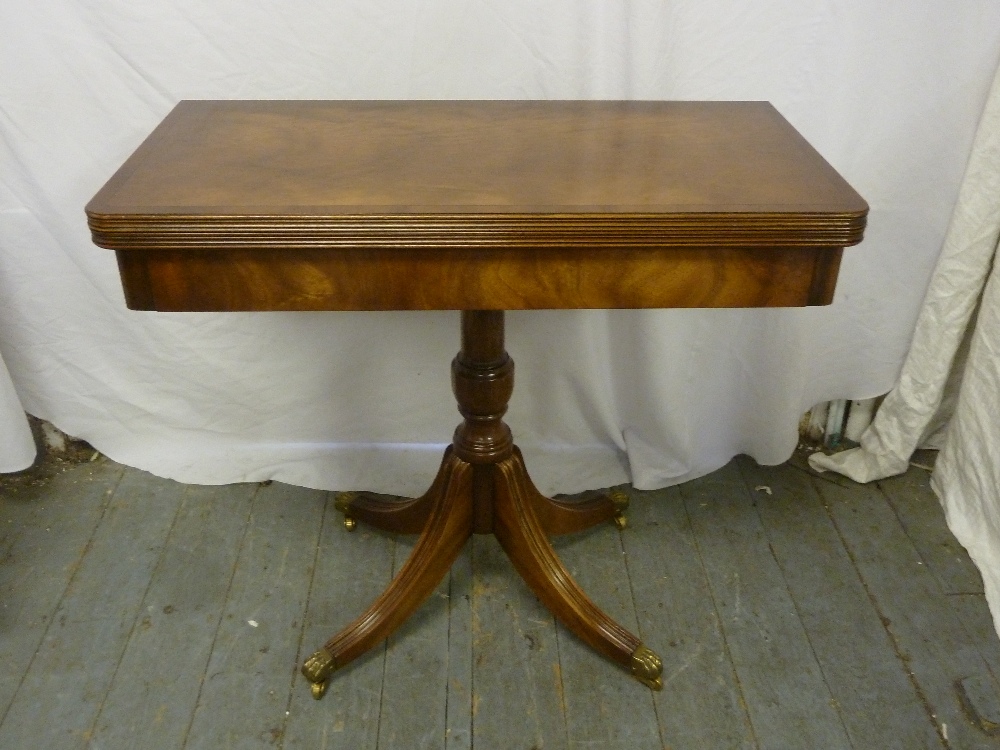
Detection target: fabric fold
<box><xmin>0</xmin><ymin>352</ymin><xmax>35</xmax><ymax>472</ymax></box>
<box><xmin>809</xmin><ymin>60</ymin><xmax>1000</xmax><ymax>482</ymax></box>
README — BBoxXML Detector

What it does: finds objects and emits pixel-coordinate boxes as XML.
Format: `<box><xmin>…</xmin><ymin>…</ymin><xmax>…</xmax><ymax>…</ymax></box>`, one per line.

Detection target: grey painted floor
<box><xmin>2</xmin><ymin>448</ymin><xmax>999</xmax><ymax>749</ymax></box>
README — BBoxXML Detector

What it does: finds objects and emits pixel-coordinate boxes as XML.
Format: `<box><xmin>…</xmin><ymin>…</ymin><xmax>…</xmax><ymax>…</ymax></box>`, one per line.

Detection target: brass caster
<box><xmin>609</xmin><ymin>489</ymin><xmax>629</xmax><ymax>530</ymax></box>
<box><xmin>334</xmin><ymin>492</ymin><xmax>358</xmax><ymax>532</ymax></box>
<box><xmin>302</xmin><ymin>647</ymin><xmax>337</xmax><ymax>700</ymax></box>
<box><xmin>631</xmin><ymin>645</ymin><xmax>663</xmax><ymax>691</ymax></box>
<box><xmin>310</xmin><ymin>680</ymin><xmax>328</xmax><ymax>700</ymax></box>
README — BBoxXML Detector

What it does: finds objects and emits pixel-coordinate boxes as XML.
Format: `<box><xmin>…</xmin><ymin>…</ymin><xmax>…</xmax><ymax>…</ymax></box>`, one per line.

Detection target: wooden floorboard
<box><xmin>682</xmin><ymin>461</ymin><xmax>855</xmax><ymax>749</ymax></box>
<box><xmin>877</xmin><ymin>466</ymin><xmax>1000</xmax><ymax>739</ymax></box>
<box><xmin>182</xmin><ymin>481</ymin><xmax>327</xmax><ymax>750</ymax></box>
<box><xmin>86</xmin><ymin>482</ymin><xmax>259</xmax><ymax>750</ymax></box>
<box><xmin>551</xmin><ymin>513</ymin><xmax>663</xmax><ymax>750</ymax></box>
<box><xmin>281</xmin><ymin>496</ymin><xmax>394</xmax><ymax>750</ymax></box>
<box><xmin>952</xmin><ymin>594</ymin><xmax>1000</xmax><ymax>689</ymax></box>
<box><xmin>739</xmin><ymin>457</ymin><xmax>944</xmax><ymax>749</ymax></box>
<box><xmin>2</xmin><ymin>452</ymin><xmax>1000</xmax><ymax>749</ymax></box>
<box><xmin>445</xmin><ymin>545</ymin><xmax>474</xmax><ymax>749</ymax></box>
<box><xmin>0</xmin><ymin>460</ymin><xmax>123</xmax><ymax>735</ymax></box>
<box><xmin>623</xmin><ymin>484</ymin><xmax>757</xmax><ymax>749</ymax></box>
<box><xmin>0</xmin><ymin>468</ymin><xmax>181</xmax><ymax>750</ymax></box>
<box><xmin>817</xmin><ymin>471</ymin><xmax>1000</xmax><ymax>748</ymax></box>
<box><xmin>376</xmin><ymin>533</ymin><xmax>451</xmax><ymax>750</ymax></box>
<box><xmin>878</xmin><ymin>467</ymin><xmax>985</xmax><ymax>596</ymax></box>
<box><xmin>469</xmin><ymin>534</ymin><xmax>568</xmax><ymax>750</ymax></box>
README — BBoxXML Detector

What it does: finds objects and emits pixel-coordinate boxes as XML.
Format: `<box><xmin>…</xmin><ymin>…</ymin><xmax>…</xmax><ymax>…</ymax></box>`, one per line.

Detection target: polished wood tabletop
<box><xmin>87</xmin><ymin>101</ymin><xmax>866</xmax><ymax>312</ymax></box>
<box><xmin>87</xmin><ymin>100</ymin><xmax>867</xmax><ymax>700</ymax></box>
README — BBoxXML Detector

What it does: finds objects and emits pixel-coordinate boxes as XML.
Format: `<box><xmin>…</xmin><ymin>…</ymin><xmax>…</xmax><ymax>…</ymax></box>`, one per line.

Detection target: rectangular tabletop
<box><xmin>87</xmin><ymin>101</ymin><xmax>867</xmax><ymax>311</ymax></box>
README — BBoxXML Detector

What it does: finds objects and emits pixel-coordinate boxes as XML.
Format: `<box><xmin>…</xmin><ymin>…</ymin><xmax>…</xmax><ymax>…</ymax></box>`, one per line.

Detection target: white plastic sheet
<box><xmin>2</xmin><ymin>3</ymin><xmax>1000</xmax><ymax>498</ymax></box>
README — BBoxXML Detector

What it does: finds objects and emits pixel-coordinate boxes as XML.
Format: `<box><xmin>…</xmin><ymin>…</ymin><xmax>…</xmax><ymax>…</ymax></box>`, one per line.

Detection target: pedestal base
<box><xmin>303</xmin><ymin>446</ymin><xmax>662</xmax><ymax>699</ymax></box>
<box><xmin>301</xmin><ymin>311</ymin><xmax>662</xmax><ymax>698</ymax></box>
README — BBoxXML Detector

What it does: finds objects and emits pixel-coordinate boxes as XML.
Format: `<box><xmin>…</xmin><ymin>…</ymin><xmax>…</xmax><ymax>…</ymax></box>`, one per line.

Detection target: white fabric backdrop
<box><xmin>2</xmin><ymin>2</ymin><xmax>1000</xmax><ymax>495</ymax></box>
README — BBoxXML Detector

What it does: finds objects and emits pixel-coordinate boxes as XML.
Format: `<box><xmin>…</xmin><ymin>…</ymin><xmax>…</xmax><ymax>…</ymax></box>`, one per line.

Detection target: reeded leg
<box><xmin>492</xmin><ymin>455</ymin><xmax>663</xmax><ymax>690</ymax></box>
<box><xmin>302</xmin><ymin>452</ymin><xmax>474</xmax><ymax>699</ymax></box>
<box><xmin>304</xmin><ymin>310</ymin><xmax>658</xmax><ymax>698</ymax></box>
<box><xmin>335</xmin><ymin>447</ymin><xmax>455</xmax><ymax>534</ymax></box>
<box><xmin>508</xmin><ymin>448</ymin><xmax>629</xmax><ymax>534</ymax></box>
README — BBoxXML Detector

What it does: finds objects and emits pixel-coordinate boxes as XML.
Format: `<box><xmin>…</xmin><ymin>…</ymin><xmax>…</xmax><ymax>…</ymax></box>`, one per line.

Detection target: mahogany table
<box><xmin>86</xmin><ymin>100</ymin><xmax>867</xmax><ymax>699</ymax></box>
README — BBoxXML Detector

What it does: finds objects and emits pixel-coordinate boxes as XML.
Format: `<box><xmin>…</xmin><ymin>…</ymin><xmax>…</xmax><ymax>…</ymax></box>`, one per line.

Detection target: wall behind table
<box><xmin>2</xmin><ymin>2</ymin><xmax>999</xmax><ymax>493</ymax></box>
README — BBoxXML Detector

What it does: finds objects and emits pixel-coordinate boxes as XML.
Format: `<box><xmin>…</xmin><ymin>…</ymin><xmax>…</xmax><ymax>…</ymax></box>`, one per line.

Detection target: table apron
<box><xmin>115</xmin><ymin>245</ymin><xmax>843</xmax><ymax>311</ymax></box>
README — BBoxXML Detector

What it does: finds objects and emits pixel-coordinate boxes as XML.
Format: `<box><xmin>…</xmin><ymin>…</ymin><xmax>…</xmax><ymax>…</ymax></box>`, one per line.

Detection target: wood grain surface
<box><xmin>114</xmin><ymin>244</ymin><xmax>843</xmax><ymax>310</ymax></box>
<box><xmin>88</xmin><ymin>100</ymin><xmax>867</xmax><ymax>312</ymax></box>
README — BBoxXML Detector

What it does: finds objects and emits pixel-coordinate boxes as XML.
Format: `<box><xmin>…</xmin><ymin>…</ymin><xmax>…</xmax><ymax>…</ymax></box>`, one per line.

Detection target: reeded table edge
<box><xmin>88</xmin><ymin>210</ymin><xmax>868</xmax><ymax>250</ymax></box>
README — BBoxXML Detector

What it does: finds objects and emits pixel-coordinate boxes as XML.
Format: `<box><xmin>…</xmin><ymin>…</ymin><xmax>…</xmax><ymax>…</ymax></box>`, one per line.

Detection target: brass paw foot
<box><xmin>334</xmin><ymin>492</ymin><xmax>358</xmax><ymax>532</ymax></box>
<box><xmin>631</xmin><ymin>645</ymin><xmax>663</xmax><ymax>690</ymax></box>
<box><xmin>302</xmin><ymin>647</ymin><xmax>337</xmax><ymax>700</ymax></box>
<box><xmin>609</xmin><ymin>489</ymin><xmax>629</xmax><ymax>530</ymax></box>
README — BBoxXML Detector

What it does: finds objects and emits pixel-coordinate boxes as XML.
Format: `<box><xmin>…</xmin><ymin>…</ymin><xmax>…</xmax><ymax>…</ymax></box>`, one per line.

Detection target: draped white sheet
<box><xmin>0</xmin><ymin>352</ymin><xmax>34</xmax><ymax>472</ymax></box>
<box><xmin>2</xmin><ymin>3</ymin><xmax>1000</xmax><ymax>498</ymax></box>
<box><xmin>812</xmin><ymin>60</ymin><xmax>1000</xmax><ymax>637</ymax></box>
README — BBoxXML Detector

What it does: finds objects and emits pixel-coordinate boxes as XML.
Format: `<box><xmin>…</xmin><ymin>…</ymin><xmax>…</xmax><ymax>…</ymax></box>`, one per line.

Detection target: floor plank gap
<box><xmin>812</xmin><ymin>473</ymin><xmax>953</xmax><ymax>748</ymax></box>
<box><xmin>279</xmin><ymin>490</ymin><xmax>332</xmax><ymax>749</ymax></box>
<box><xmin>678</xmin><ymin>485</ymin><xmax>761</xmax><ymax>750</ymax></box>
<box><xmin>615</xmin><ymin>515</ymin><xmax>668</xmax><ymax>750</ymax></box>
<box><xmin>83</xmin><ymin>478</ymin><xmax>190</xmax><ymax>745</ymax></box>
<box><xmin>179</xmin><ymin>484</ymin><xmax>262</xmax><ymax>748</ymax></box>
